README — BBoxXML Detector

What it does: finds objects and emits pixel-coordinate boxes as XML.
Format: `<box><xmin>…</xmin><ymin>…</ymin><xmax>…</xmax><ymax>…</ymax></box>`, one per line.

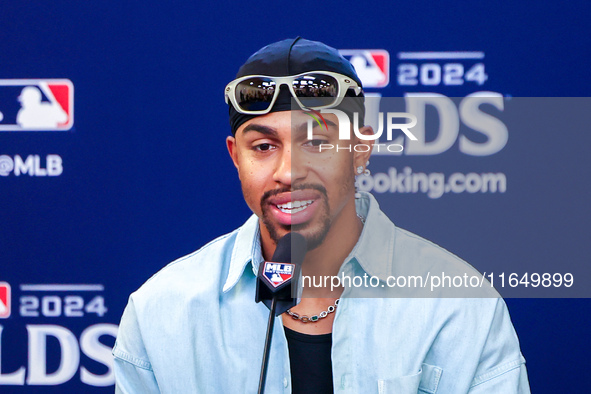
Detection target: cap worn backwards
<box><xmin>228</xmin><ymin>37</ymin><xmax>365</xmax><ymax>135</ymax></box>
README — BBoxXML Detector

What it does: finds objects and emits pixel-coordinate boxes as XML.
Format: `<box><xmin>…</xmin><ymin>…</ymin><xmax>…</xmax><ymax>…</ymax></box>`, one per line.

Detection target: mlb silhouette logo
<box><xmin>0</xmin><ymin>282</ymin><xmax>10</xmax><ymax>319</ymax></box>
<box><xmin>339</xmin><ymin>50</ymin><xmax>390</xmax><ymax>88</ymax></box>
<box><xmin>263</xmin><ymin>262</ymin><xmax>294</xmax><ymax>288</ymax></box>
<box><xmin>0</xmin><ymin>79</ymin><xmax>74</xmax><ymax>131</ymax></box>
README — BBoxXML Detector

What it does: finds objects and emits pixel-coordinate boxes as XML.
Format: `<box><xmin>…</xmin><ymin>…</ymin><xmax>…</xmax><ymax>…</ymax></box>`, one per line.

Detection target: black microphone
<box><xmin>256</xmin><ymin>232</ymin><xmax>307</xmax><ymax>314</ymax></box>
<box><xmin>256</xmin><ymin>232</ymin><xmax>307</xmax><ymax>394</ymax></box>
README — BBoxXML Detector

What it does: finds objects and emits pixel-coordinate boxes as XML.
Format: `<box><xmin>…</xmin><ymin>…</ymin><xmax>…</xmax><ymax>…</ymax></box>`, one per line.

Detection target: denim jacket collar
<box><xmin>222</xmin><ymin>214</ymin><xmax>262</xmax><ymax>293</ymax></box>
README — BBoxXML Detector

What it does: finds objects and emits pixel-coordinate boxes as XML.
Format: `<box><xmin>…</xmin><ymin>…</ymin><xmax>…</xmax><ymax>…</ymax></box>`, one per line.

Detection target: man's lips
<box><xmin>264</xmin><ymin>190</ymin><xmax>324</xmax><ymax>225</ymax></box>
<box><xmin>265</xmin><ymin>190</ymin><xmax>322</xmax><ymax>206</ymax></box>
<box><xmin>275</xmin><ymin>199</ymin><xmax>315</xmax><ymax>214</ymax></box>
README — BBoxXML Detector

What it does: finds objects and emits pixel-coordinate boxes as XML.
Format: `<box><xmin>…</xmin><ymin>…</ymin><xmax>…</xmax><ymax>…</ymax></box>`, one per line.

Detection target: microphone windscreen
<box><xmin>289</xmin><ymin>232</ymin><xmax>307</xmax><ymax>268</ymax></box>
<box><xmin>271</xmin><ymin>233</ymin><xmax>307</xmax><ymax>266</ymax></box>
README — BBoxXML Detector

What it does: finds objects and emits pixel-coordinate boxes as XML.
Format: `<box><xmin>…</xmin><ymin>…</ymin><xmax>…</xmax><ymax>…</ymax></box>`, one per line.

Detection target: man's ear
<box><xmin>353</xmin><ymin>125</ymin><xmax>374</xmax><ymax>169</ymax></box>
<box><xmin>226</xmin><ymin>136</ymin><xmax>240</xmax><ymax>170</ymax></box>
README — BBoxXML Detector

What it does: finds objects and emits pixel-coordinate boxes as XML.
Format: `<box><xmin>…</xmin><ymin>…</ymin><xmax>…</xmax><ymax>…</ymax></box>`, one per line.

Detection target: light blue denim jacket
<box><xmin>113</xmin><ymin>192</ymin><xmax>529</xmax><ymax>393</ymax></box>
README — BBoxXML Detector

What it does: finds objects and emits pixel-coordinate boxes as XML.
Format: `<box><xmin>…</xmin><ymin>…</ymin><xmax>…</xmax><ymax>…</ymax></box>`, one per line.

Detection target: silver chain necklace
<box><xmin>285</xmin><ymin>299</ymin><xmax>340</xmax><ymax>323</ymax></box>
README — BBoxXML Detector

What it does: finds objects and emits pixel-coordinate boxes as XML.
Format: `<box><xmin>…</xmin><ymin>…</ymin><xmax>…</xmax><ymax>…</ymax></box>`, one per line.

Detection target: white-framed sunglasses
<box><xmin>224</xmin><ymin>71</ymin><xmax>363</xmax><ymax>115</ymax></box>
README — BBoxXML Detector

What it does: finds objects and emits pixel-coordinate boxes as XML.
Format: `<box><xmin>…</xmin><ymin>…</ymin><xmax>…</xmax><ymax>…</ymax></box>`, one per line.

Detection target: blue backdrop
<box><xmin>1</xmin><ymin>1</ymin><xmax>590</xmax><ymax>392</ymax></box>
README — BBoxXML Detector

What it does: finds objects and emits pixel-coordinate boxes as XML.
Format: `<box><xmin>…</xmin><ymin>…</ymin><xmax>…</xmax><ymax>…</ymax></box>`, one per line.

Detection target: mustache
<box><xmin>260</xmin><ymin>183</ymin><xmax>328</xmax><ymax>206</ymax></box>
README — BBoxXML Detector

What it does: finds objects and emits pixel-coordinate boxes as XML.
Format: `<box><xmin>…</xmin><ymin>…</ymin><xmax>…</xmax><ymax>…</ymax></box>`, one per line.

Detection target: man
<box><xmin>113</xmin><ymin>37</ymin><xmax>530</xmax><ymax>393</ymax></box>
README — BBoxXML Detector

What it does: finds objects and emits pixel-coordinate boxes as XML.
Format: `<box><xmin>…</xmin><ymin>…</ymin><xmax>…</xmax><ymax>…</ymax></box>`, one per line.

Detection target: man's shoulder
<box><xmin>131</xmin><ymin>227</ymin><xmax>241</xmax><ymax>303</ymax></box>
<box><xmin>393</xmin><ymin>226</ymin><xmax>476</xmax><ymax>271</ymax></box>
<box><xmin>361</xmin><ymin>193</ymin><xmax>484</xmax><ymax>279</ymax></box>
<box><xmin>157</xmin><ymin>229</ymin><xmax>238</xmax><ymax>276</ymax></box>
<box><xmin>390</xmin><ymin>225</ymin><xmax>497</xmax><ymax>297</ymax></box>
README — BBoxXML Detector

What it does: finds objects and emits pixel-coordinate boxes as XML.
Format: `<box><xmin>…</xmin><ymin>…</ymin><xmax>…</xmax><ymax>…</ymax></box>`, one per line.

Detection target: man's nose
<box><xmin>273</xmin><ymin>145</ymin><xmax>305</xmax><ymax>186</ymax></box>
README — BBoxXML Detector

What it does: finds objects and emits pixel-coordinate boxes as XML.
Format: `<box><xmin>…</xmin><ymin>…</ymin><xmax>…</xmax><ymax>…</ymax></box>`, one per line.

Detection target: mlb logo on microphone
<box><xmin>263</xmin><ymin>262</ymin><xmax>294</xmax><ymax>288</ymax></box>
<box><xmin>0</xmin><ymin>282</ymin><xmax>10</xmax><ymax>319</ymax></box>
<box><xmin>339</xmin><ymin>50</ymin><xmax>390</xmax><ymax>88</ymax></box>
<box><xmin>0</xmin><ymin>79</ymin><xmax>74</xmax><ymax>131</ymax></box>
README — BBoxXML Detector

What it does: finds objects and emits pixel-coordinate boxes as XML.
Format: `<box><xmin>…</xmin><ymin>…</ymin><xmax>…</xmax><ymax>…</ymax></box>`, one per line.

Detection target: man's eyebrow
<box><xmin>322</xmin><ymin>118</ymin><xmax>337</xmax><ymax>128</ymax></box>
<box><xmin>303</xmin><ymin>118</ymin><xmax>337</xmax><ymax>129</ymax></box>
<box><xmin>294</xmin><ymin>117</ymin><xmax>338</xmax><ymax>136</ymax></box>
<box><xmin>241</xmin><ymin>124</ymin><xmax>278</xmax><ymax>137</ymax></box>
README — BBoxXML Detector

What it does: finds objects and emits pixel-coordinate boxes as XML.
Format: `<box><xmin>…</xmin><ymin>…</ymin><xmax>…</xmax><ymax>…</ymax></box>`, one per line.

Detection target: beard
<box><xmin>260</xmin><ymin>183</ymin><xmax>331</xmax><ymax>251</ymax></box>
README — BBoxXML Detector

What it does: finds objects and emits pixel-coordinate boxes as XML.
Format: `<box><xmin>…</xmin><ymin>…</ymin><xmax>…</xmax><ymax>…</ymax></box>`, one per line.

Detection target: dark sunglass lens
<box><xmin>235</xmin><ymin>77</ymin><xmax>276</xmax><ymax>111</ymax></box>
<box><xmin>293</xmin><ymin>74</ymin><xmax>338</xmax><ymax>107</ymax></box>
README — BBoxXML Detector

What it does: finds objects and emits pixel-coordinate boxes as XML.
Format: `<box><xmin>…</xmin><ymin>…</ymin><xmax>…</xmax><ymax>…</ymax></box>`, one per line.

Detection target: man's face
<box><xmin>227</xmin><ymin>111</ymin><xmax>368</xmax><ymax>250</ymax></box>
